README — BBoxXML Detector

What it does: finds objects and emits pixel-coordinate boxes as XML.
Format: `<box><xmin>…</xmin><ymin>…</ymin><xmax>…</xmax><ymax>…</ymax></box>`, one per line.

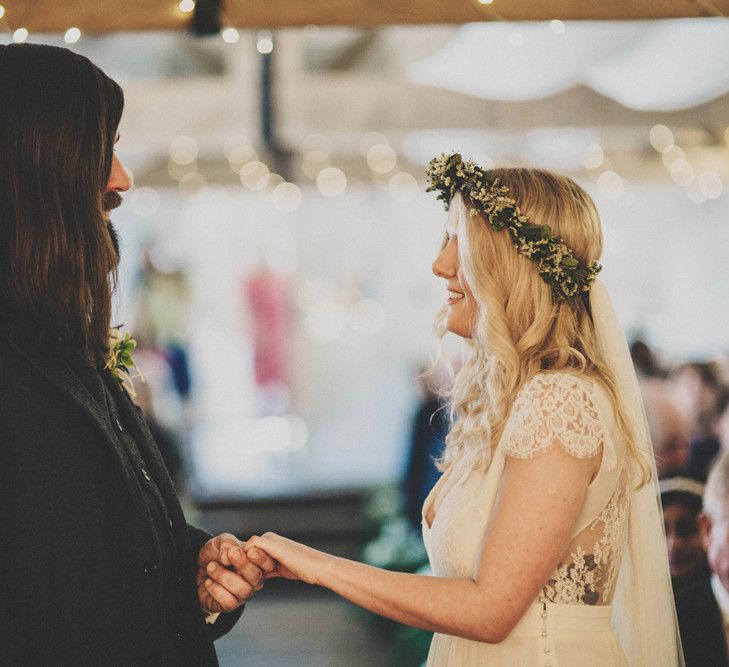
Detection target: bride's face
<box><xmin>431</xmin><ymin>195</ymin><xmax>478</xmax><ymax>338</ymax></box>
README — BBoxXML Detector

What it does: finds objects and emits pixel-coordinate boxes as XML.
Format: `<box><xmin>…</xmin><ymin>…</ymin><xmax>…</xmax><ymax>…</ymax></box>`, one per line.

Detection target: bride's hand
<box><xmin>239</xmin><ymin>533</ymin><xmax>327</xmax><ymax>586</ymax></box>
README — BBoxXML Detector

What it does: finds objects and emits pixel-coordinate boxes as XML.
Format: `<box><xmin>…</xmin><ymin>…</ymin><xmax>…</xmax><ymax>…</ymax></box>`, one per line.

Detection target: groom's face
<box><xmin>103</xmin><ymin>149</ymin><xmax>131</xmax><ymax>260</ymax></box>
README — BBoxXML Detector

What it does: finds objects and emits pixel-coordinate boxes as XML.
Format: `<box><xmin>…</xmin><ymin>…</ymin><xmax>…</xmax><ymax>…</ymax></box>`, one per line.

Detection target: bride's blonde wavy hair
<box><xmin>434</xmin><ymin>168</ymin><xmax>650</xmax><ymax>486</ymax></box>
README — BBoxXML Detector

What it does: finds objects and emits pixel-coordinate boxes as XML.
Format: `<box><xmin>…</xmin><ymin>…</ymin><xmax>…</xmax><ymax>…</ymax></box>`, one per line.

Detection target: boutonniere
<box><xmin>106</xmin><ymin>327</ymin><xmax>144</xmax><ymax>398</ymax></box>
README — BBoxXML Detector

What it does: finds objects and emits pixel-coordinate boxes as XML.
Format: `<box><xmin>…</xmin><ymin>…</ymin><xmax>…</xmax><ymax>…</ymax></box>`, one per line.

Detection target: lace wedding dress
<box><xmin>423</xmin><ymin>371</ymin><xmax>631</xmax><ymax>666</ymax></box>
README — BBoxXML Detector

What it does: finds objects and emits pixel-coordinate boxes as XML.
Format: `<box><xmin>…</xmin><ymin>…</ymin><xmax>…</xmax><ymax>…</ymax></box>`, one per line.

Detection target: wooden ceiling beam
<box><xmin>4</xmin><ymin>0</ymin><xmax>728</xmax><ymax>34</ymax></box>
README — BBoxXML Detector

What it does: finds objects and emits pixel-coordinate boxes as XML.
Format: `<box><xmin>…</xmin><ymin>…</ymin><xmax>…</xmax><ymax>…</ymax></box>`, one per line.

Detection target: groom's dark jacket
<box><xmin>0</xmin><ymin>328</ymin><xmax>242</xmax><ymax>665</ymax></box>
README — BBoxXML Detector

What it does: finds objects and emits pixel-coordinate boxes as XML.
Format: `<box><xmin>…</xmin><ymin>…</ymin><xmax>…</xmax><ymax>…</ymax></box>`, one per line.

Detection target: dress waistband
<box><xmin>509</xmin><ymin>601</ymin><xmax>614</xmax><ymax>637</ymax></box>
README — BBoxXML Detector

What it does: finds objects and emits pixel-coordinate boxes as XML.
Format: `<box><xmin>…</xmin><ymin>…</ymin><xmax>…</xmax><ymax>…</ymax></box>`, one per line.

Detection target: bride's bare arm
<box><xmin>210</xmin><ymin>442</ymin><xmax>598</xmax><ymax>643</ymax></box>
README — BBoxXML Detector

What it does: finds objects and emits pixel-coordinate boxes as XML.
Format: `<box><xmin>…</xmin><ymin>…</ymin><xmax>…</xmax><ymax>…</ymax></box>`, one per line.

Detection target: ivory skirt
<box><xmin>426</xmin><ymin>602</ymin><xmax>628</xmax><ymax>667</ymax></box>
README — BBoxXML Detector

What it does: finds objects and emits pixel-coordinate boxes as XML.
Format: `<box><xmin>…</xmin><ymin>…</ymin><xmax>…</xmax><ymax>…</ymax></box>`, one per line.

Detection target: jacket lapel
<box><xmin>3</xmin><ymin>332</ymin><xmax>154</xmax><ymax>524</ymax></box>
<box><xmin>102</xmin><ymin>373</ymin><xmax>191</xmax><ymax>543</ymax></box>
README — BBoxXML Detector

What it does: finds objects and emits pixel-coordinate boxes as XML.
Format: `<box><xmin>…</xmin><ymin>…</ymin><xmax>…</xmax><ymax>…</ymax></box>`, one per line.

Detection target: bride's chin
<box><xmin>445</xmin><ymin>320</ymin><xmax>472</xmax><ymax>339</ymax></box>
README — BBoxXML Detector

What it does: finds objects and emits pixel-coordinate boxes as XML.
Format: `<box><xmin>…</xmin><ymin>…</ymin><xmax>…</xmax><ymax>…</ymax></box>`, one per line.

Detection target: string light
<box><xmin>266</xmin><ymin>173</ymin><xmax>285</xmax><ymax>190</ymax></box>
<box><xmin>316</xmin><ymin>167</ymin><xmax>347</xmax><ymax>197</ymax></box>
<box><xmin>301</xmin><ymin>150</ymin><xmax>330</xmax><ymax>180</ymax></box>
<box><xmin>257</xmin><ymin>31</ymin><xmax>273</xmax><ymax>54</ymax></box>
<box><xmin>649</xmin><ymin>124</ymin><xmax>674</xmax><ymax>152</ymax></box>
<box><xmin>359</xmin><ymin>132</ymin><xmax>388</xmax><ymax>156</ymax></box>
<box><xmin>178</xmin><ymin>172</ymin><xmax>207</xmax><ymax>198</ymax></box>
<box><xmin>670</xmin><ymin>164</ymin><xmax>694</xmax><ymax>187</ymax></box>
<box><xmin>167</xmin><ymin>160</ymin><xmax>196</xmax><ymax>182</ymax></box>
<box><xmin>64</xmin><ymin>27</ymin><xmax>81</xmax><ymax>44</ymax></box>
<box><xmin>169</xmin><ymin>136</ymin><xmax>198</xmax><ymax>165</ymax></box>
<box><xmin>550</xmin><ymin>20</ymin><xmax>565</xmax><ymax>34</ymax></box>
<box><xmin>272</xmin><ymin>182</ymin><xmax>303</xmax><ymax>213</ymax></box>
<box><xmin>661</xmin><ymin>145</ymin><xmax>686</xmax><ymax>173</ymax></box>
<box><xmin>223</xmin><ymin>135</ymin><xmax>253</xmax><ymax>161</ymax></box>
<box><xmin>366</xmin><ymin>144</ymin><xmax>397</xmax><ymax>174</ymax></box>
<box><xmin>178</xmin><ymin>0</ymin><xmax>195</xmax><ymax>13</ymax></box>
<box><xmin>478</xmin><ymin>0</ymin><xmax>494</xmax><ymax>4</ymax></box>
<box><xmin>240</xmin><ymin>161</ymin><xmax>270</xmax><ymax>190</ymax></box>
<box><xmin>698</xmin><ymin>171</ymin><xmax>723</xmax><ymax>199</ymax></box>
<box><xmin>685</xmin><ymin>179</ymin><xmax>707</xmax><ymax>204</ymax></box>
<box><xmin>580</xmin><ymin>141</ymin><xmax>604</xmax><ymax>169</ymax></box>
<box><xmin>221</xmin><ymin>27</ymin><xmax>239</xmax><ymax>44</ymax></box>
<box><xmin>597</xmin><ymin>170</ymin><xmax>625</xmax><ymax>200</ymax></box>
<box><xmin>0</xmin><ymin>6</ymin><xmax>6</xmax><ymax>19</ymax></box>
<box><xmin>388</xmin><ymin>172</ymin><xmax>419</xmax><ymax>202</ymax></box>
<box><xmin>228</xmin><ymin>146</ymin><xmax>258</xmax><ymax>173</ymax></box>
<box><xmin>13</xmin><ymin>28</ymin><xmax>29</xmax><ymax>43</ymax></box>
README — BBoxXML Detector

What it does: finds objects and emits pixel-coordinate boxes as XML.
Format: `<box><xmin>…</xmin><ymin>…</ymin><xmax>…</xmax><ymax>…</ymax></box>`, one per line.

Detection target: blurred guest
<box><xmin>660</xmin><ymin>477</ymin><xmax>708</xmax><ymax>585</ymax></box>
<box><xmin>671</xmin><ymin>362</ymin><xmax>722</xmax><ymax>481</ymax></box>
<box><xmin>643</xmin><ymin>381</ymin><xmax>690</xmax><ymax>478</ymax></box>
<box><xmin>244</xmin><ymin>263</ymin><xmax>292</xmax><ymax>415</ymax></box>
<box><xmin>675</xmin><ymin>451</ymin><xmax>729</xmax><ymax>666</ymax></box>
<box><xmin>715</xmin><ymin>387</ymin><xmax>729</xmax><ymax>452</ymax></box>
<box><xmin>630</xmin><ymin>338</ymin><xmax>666</xmax><ymax>379</ymax></box>
<box><xmin>402</xmin><ymin>370</ymin><xmax>448</xmax><ymax>529</ymax></box>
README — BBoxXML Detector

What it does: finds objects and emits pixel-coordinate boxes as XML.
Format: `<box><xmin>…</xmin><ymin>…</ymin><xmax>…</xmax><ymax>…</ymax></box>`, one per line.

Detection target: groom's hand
<box><xmin>197</xmin><ymin>533</ymin><xmax>276</xmax><ymax>613</ymax></box>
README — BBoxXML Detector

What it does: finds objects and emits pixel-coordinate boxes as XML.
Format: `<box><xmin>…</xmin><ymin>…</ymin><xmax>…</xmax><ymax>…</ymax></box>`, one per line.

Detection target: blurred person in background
<box><xmin>0</xmin><ymin>43</ymin><xmax>273</xmax><ymax>664</ymax></box>
<box><xmin>673</xmin><ymin>451</ymin><xmax>729</xmax><ymax>666</ymax></box>
<box><xmin>211</xmin><ymin>158</ymin><xmax>682</xmax><ymax>666</ymax></box>
<box><xmin>716</xmin><ymin>387</ymin><xmax>729</xmax><ymax>452</ymax></box>
<box><xmin>663</xmin><ymin>476</ymin><xmax>713</xmax><ymax>666</ymax></box>
<box><xmin>643</xmin><ymin>381</ymin><xmax>691</xmax><ymax>478</ymax></box>
<box><xmin>630</xmin><ymin>338</ymin><xmax>666</xmax><ymax>380</ymax></box>
<box><xmin>402</xmin><ymin>365</ymin><xmax>449</xmax><ymax>530</ymax></box>
<box><xmin>671</xmin><ymin>361</ymin><xmax>722</xmax><ymax>481</ymax></box>
<box><xmin>660</xmin><ymin>477</ymin><xmax>709</xmax><ymax>588</ymax></box>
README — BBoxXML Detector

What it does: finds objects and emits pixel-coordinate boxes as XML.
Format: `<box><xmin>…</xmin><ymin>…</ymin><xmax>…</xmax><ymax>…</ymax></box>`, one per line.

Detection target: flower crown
<box><xmin>425</xmin><ymin>153</ymin><xmax>601</xmax><ymax>304</ymax></box>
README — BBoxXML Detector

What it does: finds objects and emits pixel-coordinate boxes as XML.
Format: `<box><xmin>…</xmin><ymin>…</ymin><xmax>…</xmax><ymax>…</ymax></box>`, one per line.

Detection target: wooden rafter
<box><xmin>3</xmin><ymin>0</ymin><xmax>728</xmax><ymax>34</ymax></box>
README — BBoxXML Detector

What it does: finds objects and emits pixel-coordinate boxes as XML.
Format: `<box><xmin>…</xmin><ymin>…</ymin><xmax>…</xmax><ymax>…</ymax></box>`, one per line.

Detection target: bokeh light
<box><xmin>316</xmin><ymin>167</ymin><xmax>347</xmax><ymax>197</ymax></box>
<box><xmin>240</xmin><ymin>161</ymin><xmax>271</xmax><ymax>190</ymax></box>
<box><xmin>169</xmin><ymin>136</ymin><xmax>199</xmax><ymax>165</ymax></box>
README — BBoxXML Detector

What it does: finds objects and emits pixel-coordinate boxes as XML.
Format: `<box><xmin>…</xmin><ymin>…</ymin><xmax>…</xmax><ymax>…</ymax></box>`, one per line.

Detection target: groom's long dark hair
<box><xmin>0</xmin><ymin>43</ymin><xmax>123</xmax><ymax>364</ymax></box>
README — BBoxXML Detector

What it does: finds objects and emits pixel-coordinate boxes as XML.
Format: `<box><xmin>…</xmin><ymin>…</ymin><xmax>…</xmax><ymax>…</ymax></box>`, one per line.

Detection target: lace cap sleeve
<box><xmin>502</xmin><ymin>372</ymin><xmax>611</xmax><ymax>463</ymax></box>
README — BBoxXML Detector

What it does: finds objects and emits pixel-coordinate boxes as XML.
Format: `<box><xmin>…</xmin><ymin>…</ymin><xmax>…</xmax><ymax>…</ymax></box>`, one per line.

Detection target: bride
<box><xmin>207</xmin><ymin>154</ymin><xmax>684</xmax><ymax>665</ymax></box>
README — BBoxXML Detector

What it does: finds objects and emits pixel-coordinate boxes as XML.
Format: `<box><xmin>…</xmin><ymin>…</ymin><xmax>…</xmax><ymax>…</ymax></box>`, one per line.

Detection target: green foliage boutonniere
<box><xmin>106</xmin><ymin>327</ymin><xmax>144</xmax><ymax>398</ymax></box>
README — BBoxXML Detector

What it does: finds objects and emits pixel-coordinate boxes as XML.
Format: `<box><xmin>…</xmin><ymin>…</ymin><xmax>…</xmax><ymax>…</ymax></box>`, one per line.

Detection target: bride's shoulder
<box><xmin>510</xmin><ymin>370</ymin><xmax>614</xmax><ymax>433</ymax></box>
<box><xmin>515</xmin><ymin>370</ymin><xmax>600</xmax><ymax>402</ymax></box>
<box><xmin>504</xmin><ymin>371</ymin><xmax>612</xmax><ymax>461</ymax></box>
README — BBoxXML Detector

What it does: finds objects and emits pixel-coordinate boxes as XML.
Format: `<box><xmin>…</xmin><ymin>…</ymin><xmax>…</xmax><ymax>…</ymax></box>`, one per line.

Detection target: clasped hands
<box><xmin>198</xmin><ymin>532</ymin><xmax>323</xmax><ymax>614</ymax></box>
<box><xmin>197</xmin><ymin>533</ymin><xmax>276</xmax><ymax>614</ymax></box>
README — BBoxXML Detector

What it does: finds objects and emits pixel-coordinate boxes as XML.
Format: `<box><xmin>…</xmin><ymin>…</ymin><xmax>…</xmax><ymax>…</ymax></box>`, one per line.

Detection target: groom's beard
<box><xmin>107</xmin><ymin>220</ymin><xmax>121</xmax><ymax>262</ymax></box>
<box><xmin>103</xmin><ymin>191</ymin><xmax>123</xmax><ymax>261</ymax></box>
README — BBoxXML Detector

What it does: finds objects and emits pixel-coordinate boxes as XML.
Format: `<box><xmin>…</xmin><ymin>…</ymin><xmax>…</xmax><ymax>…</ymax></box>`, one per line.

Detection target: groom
<box><xmin>0</xmin><ymin>43</ymin><xmax>274</xmax><ymax>664</ymax></box>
